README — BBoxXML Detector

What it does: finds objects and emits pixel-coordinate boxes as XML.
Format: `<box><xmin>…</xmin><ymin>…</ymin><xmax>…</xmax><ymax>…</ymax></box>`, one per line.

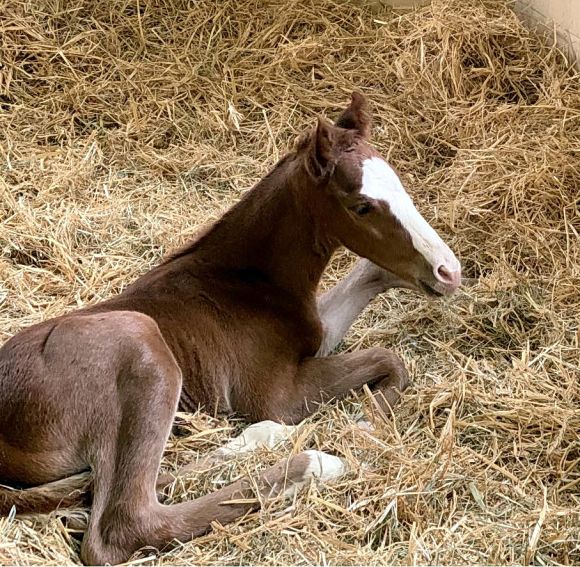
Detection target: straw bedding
<box><xmin>0</xmin><ymin>0</ymin><xmax>579</xmax><ymax>563</ymax></box>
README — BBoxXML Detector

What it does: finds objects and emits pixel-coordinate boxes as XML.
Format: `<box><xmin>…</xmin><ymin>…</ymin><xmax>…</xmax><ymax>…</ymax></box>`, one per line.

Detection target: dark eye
<box><xmin>351</xmin><ymin>202</ymin><xmax>373</xmax><ymax>216</ymax></box>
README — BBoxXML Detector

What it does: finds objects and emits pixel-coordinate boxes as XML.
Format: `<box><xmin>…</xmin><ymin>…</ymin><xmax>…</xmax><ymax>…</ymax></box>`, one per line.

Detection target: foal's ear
<box><xmin>335</xmin><ymin>91</ymin><xmax>371</xmax><ymax>138</ymax></box>
<box><xmin>304</xmin><ymin>117</ymin><xmax>338</xmax><ymax>179</ymax></box>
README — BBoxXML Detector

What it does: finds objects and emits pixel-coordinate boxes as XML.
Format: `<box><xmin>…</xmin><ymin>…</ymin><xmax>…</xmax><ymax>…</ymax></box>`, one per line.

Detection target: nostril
<box><xmin>436</xmin><ymin>264</ymin><xmax>453</xmax><ymax>283</ymax></box>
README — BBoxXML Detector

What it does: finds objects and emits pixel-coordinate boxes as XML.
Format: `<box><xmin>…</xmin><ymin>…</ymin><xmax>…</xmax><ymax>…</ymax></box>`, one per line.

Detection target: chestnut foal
<box><xmin>0</xmin><ymin>93</ymin><xmax>460</xmax><ymax>564</ymax></box>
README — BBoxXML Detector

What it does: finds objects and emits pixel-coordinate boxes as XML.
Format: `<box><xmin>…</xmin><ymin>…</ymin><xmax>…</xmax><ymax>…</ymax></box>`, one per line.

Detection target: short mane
<box><xmin>160</xmin><ymin>152</ymin><xmax>298</xmax><ymax>266</ymax></box>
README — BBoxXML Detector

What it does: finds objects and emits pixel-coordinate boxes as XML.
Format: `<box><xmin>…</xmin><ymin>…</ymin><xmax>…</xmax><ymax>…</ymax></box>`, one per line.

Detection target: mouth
<box><xmin>419</xmin><ymin>280</ymin><xmax>444</xmax><ymax>297</ymax></box>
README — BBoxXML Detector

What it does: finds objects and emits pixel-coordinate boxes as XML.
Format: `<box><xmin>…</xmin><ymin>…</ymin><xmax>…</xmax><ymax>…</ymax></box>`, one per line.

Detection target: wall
<box><xmin>376</xmin><ymin>0</ymin><xmax>580</xmax><ymax>64</ymax></box>
<box><xmin>514</xmin><ymin>0</ymin><xmax>580</xmax><ymax>64</ymax></box>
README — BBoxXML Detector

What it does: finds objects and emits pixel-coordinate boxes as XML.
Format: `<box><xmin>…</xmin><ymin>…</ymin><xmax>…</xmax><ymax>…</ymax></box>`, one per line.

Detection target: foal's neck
<box><xmin>170</xmin><ymin>156</ymin><xmax>337</xmax><ymax>298</ymax></box>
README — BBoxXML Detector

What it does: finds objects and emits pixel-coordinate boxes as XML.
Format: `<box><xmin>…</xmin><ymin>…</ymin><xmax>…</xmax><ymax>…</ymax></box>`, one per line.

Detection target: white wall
<box><xmin>515</xmin><ymin>0</ymin><xmax>580</xmax><ymax>64</ymax></box>
<box><xmin>376</xmin><ymin>0</ymin><xmax>580</xmax><ymax>64</ymax></box>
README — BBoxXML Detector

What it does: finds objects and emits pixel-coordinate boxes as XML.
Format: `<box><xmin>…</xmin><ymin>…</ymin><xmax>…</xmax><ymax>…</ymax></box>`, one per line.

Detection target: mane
<box><xmin>160</xmin><ymin>152</ymin><xmax>298</xmax><ymax>266</ymax></box>
<box><xmin>158</xmin><ymin>124</ymin><xmax>362</xmax><ymax>269</ymax></box>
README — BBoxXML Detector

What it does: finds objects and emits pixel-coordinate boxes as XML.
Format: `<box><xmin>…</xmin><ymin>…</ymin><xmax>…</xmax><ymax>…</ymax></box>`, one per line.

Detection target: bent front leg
<box><xmin>265</xmin><ymin>347</ymin><xmax>410</xmax><ymax>424</ymax></box>
<box><xmin>316</xmin><ymin>259</ymin><xmax>406</xmax><ymax>357</ymax></box>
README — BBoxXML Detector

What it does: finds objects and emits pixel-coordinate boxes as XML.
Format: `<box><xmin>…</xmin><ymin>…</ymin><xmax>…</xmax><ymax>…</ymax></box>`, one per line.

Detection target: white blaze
<box><xmin>360</xmin><ymin>157</ymin><xmax>460</xmax><ymax>274</ymax></box>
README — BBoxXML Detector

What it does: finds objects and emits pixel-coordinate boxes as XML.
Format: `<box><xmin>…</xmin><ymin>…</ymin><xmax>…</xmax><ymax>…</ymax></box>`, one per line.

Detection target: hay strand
<box><xmin>1</xmin><ymin>0</ymin><xmax>579</xmax><ymax>564</ymax></box>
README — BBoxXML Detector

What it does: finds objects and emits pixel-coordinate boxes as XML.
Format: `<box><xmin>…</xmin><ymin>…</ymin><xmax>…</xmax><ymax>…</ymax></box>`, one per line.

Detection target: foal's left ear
<box><xmin>335</xmin><ymin>91</ymin><xmax>372</xmax><ymax>138</ymax></box>
<box><xmin>304</xmin><ymin>117</ymin><xmax>338</xmax><ymax>179</ymax></box>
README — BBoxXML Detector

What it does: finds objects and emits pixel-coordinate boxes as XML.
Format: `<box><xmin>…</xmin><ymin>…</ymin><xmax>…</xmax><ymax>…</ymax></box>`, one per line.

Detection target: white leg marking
<box><xmin>356</xmin><ymin>418</ymin><xmax>376</xmax><ymax>432</ymax></box>
<box><xmin>284</xmin><ymin>450</ymin><xmax>347</xmax><ymax>498</ymax></box>
<box><xmin>215</xmin><ymin>420</ymin><xmax>297</xmax><ymax>458</ymax></box>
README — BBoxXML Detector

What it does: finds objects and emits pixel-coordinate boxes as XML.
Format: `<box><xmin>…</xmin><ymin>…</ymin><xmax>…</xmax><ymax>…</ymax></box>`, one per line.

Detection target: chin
<box><xmin>419</xmin><ymin>280</ymin><xmax>445</xmax><ymax>297</ymax></box>
<box><xmin>418</xmin><ymin>279</ymin><xmax>459</xmax><ymax>298</ymax></box>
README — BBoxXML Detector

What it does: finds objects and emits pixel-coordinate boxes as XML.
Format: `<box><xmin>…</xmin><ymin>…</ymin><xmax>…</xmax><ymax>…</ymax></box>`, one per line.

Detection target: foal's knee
<box><xmin>367</xmin><ymin>347</ymin><xmax>410</xmax><ymax>391</ymax></box>
<box><xmin>361</xmin><ymin>347</ymin><xmax>410</xmax><ymax>416</ymax></box>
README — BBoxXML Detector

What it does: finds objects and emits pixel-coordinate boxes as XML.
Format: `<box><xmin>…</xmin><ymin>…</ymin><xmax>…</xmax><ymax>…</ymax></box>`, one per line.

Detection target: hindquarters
<box><xmin>0</xmin><ymin>317</ymin><xmax>92</xmax><ymax>486</ymax></box>
<box><xmin>0</xmin><ymin>311</ymin><xmax>181</xmax><ymax>498</ymax></box>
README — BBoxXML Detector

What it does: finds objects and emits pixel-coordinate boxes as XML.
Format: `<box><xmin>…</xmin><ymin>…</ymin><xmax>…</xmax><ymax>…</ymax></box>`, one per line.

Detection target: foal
<box><xmin>0</xmin><ymin>93</ymin><xmax>460</xmax><ymax>564</ymax></box>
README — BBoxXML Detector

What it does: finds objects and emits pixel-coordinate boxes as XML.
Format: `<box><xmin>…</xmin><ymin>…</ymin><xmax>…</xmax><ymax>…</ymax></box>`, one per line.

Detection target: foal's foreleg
<box><xmin>266</xmin><ymin>348</ymin><xmax>410</xmax><ymax>424</ymax></box>
<box><xmin>316</xmin><ymin>259</ymin><xmax>405</xmax><ymax>357</ymax></box>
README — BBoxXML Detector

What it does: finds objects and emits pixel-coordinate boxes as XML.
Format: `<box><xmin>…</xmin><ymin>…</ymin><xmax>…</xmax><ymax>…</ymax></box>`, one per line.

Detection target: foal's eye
<box><xmin>351</xmin><ymin>202</ymin><xmax>373</xmax><ymax>216</ymax></box>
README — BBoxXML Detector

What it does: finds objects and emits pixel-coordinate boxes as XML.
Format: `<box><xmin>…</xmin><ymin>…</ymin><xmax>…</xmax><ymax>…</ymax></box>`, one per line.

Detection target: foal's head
<box><xmin>295</xmin><ymin>92</ymin><xmax>461</xmax><ymax>297</ymax></box>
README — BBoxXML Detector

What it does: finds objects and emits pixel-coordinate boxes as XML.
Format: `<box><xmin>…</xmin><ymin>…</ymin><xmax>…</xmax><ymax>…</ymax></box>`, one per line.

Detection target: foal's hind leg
<box><xmin>81</xmin><ymin>313</ymin><xmax>344</xmax><ymax>565</ymax></box>
<box><xmin>158</xmin><ymin>420</ymin><xmax>298</xmax><ymax>482</ymax></box>
<box><xmin>317</xmin><ymin>259</ymin><xmax>405</xmax><ymax>357</ymax></box>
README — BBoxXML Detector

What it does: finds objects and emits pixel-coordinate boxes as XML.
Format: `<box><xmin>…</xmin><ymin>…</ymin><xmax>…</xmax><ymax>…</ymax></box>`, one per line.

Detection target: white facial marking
<box><xmin>360</xmin><ymin>157</ymin><xmax>460</xmax><ymax>274</ymax></box>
